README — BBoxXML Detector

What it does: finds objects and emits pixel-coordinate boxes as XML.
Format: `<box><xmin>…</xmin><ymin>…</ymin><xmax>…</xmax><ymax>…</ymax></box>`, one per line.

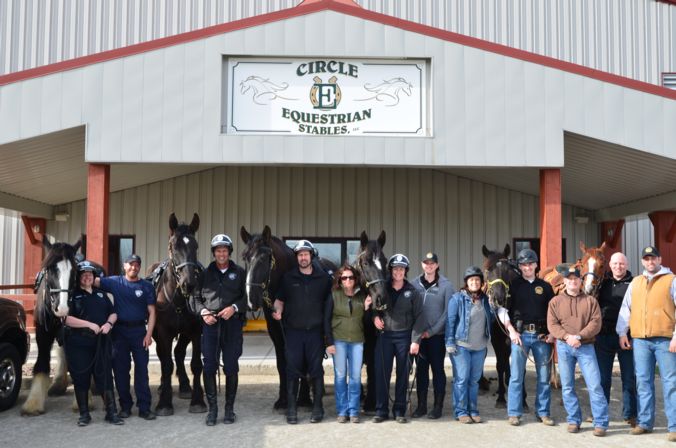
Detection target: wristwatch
<box><xmin>232</xmin><ymin>304</ymin><xmax>239</xmax><ymax>313</ymax></box>
<box><xmin>574</xmin><ymin>335</ymin><xmax>581</xmax><ymax>341</ymax></box>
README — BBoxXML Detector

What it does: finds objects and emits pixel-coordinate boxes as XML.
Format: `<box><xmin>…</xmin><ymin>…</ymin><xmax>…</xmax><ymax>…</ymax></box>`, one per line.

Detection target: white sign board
<box><xmin>226</xmin><ymin>58</ymin><xmax>428</xmax><ymax>136</ymax></box>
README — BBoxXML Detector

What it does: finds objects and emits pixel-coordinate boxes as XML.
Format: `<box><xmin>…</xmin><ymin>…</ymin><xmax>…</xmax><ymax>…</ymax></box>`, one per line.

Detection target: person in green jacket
<box><xmin>325</xmin><ymin>265</ymin><xmax>372</xmax><ymax>423</ymax></box>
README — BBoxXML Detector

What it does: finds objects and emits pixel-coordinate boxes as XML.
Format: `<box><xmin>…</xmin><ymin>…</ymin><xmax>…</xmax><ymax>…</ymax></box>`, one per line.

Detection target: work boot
<box><xmin>428</xmin><ymin>393</ymin><xmax>444</xmax><ymax>419</ymax></box>
<box><xmin>75</xmin><ymin>388</ymin><xmax>91</xmax><ymax>427</ymax></box>
<box><xmin>103</xmin><ymin>390</ymin><xmax>124</xmax><ymax>425</ymax></box>
<box><xmin>203</xmin><ymin>373</ymin><xmax>218</xmax><ymax>426</ymax></box>
<box><xmin>223</xmin><ymin>374</ymin><xmax>238</xmax><ymax>424</ymax></box>
<box><xmin>411</xmin><ymin>391</ymin><xmax>427</xmax><ymax>418</ymax></box>
<box><xmin>309</xmin><ymin>377</ymin><xmax>324</xmax><ymax>423</ymax></box>
<box><xmin>286</xmin><ymin>379</ymin><xmax>299</xmax><ymax>424</ymax></box>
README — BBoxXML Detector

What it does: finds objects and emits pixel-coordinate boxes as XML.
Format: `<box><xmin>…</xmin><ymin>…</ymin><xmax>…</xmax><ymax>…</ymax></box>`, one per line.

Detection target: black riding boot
<box><xmin>286</xmin><ymin>379</ymin><xmax>299</xmax><ymax>424</ymax></box>
<box><xmin>223</xmin><ymin>374</ymin><xmax>238</xmax><ymax>424</ymax></box>
<box><xmin>427</xmin><ymin>393</ymin><xmax>444</xmax><ymax>419</ymax></box>
<box><xmin>204</xmin><ymin>373</ymin><xmax>218</xmax><ymax>426</ymax></box>
<box><xmin>103</xmin><ymin>390</ymin><xmax>124</xmax><ymax>425</ymax></box>
<box><xmin>412</xmin><ymin>390</ymin><xmax>427</xmax><ymax>418</ymax></box>
<box><xmin>309</xmin><ymin>377</ymin><xmax>324</xmax><ymax>423</ymax></box>
<box><xmin>75</xmin><ymin>388</ymin><xmax>91</xmax><ymax>427</ymax></box>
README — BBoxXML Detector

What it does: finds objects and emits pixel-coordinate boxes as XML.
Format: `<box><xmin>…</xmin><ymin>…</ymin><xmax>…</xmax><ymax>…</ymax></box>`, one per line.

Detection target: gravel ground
<box><xmin>2</xmin><ymin>367</ymin><xmax>672</xmax><ymax>448</ymax></box>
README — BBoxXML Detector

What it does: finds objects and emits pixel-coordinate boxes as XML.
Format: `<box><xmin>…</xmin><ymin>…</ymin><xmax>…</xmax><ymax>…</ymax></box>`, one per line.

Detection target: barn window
<box><xmin>81</xmin><ymin>235</ymin><xmax>136</xmax><ymax>276</ymax></box>
<box><xmin>284</xmin><ymin>237</ymin><xmax>361</xmax><ymax>267</ymax></box>
<box><xmin>512</xmin><ymin>238</ymin><xmax>567</xmax><ymax>265</ymax></box>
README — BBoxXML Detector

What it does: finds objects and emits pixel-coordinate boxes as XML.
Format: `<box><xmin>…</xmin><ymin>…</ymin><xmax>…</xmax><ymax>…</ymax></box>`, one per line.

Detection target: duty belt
<box><xmin>523</xmin><ymin>323</ymin><xmax>538</xmax><ymax>333</ymax></box>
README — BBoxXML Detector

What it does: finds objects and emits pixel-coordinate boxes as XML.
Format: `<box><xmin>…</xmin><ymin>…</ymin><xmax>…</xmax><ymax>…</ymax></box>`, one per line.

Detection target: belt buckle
<box><xmin>524</xmin><ymin>324</ymin><xmax>537</xmax><ymax>333</ymax></box>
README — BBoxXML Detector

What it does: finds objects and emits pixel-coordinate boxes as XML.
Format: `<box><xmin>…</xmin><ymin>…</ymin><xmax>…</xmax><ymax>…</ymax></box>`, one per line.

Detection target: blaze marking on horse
<box><xmin>584</xmin><ymin>257</ymin><xmax>596</xmax><ymax>294</ymax></box>
<box><xmin>55</xmin><ymin>259</ymin><xmax>71</xmax><ymax>317</ymax></box>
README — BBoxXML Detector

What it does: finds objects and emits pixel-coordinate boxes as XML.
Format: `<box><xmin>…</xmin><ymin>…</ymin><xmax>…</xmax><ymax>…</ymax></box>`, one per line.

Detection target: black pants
<box><xmin>66</xmin><ymin>335</ymin><xmax>113</xmax><ymax>393</ymax></box>
<box><xmin>375</xmin><ymin>330</ymin><xmax>411</xmax><ymax>418</ymax></box>
<box><xmin>284</xmin><ymin>327</ymin><xmax>324</xmax><ymax>381</ymax></box>
<box><xmin>202</xmin><ymin>317</ymin><xmax>244</xmax><ymax>376</ymax></box>
<box><xmin>416</xmin><ymin>334</ymin><xmax>447</xmax><ymax>397</ymax></box>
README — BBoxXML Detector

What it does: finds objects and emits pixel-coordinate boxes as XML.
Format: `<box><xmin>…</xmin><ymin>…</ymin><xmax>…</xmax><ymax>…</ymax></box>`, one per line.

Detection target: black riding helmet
<box><xmin>293</xmin><ymin>240</ymin><xmax>317</xmax><ymax>257</ymax></box>
<box><xmin>388</xmin><ymin>254</ymin><xmax>410</xmax><ymax>273</ymax></box>
<box><xmin>77</xmin><ymin>260</ymin><xmax>99</xmax><ymax>278</ymax></box>
<box><xmin>463</xmin><ymin>265</ymin><xmax>484</xmax><ymax>283</ymax></box>
<box><xmin>516</xmin><ymin>248</ymin><xmax>538</xmax><ymax>265</ymax></box>
<box><xmin>211</xmin><ymin>234</ymin><xmax>233</xmax><ymax>254</ymax></box>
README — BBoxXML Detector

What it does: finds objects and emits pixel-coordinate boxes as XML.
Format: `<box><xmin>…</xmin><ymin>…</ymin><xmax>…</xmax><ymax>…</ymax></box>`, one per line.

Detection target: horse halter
<box><xmin>168</xmin><ymin>241</ymin><xmax>203</xmax><ymax>283</ymax></box>
<box><xmin>246</xmin><ymin>250</ymin><xmax>276</xmax><ymax>309</ymax></box>
<box><xmin>483</xmin><ymin>259</ymin><xmax>513</xmax><ymax>302</ymax></box>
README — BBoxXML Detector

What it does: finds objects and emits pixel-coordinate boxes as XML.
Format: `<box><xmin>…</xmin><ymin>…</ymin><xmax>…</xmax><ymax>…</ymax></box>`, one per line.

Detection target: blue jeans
<box><xmin>332</xmin><ymin>340</ymin><xmax>364</xmax><ymax>417</ymax></box>
<box><xmin>557</xmin><ymin>341</ymin><xmax>609</xmax><ymax>429</ymax></box>
<box><xmin>507</xmin><ymin>332</ymin><xmax>552</xmax><ymax>417</ymax></box>
<box><xmin>594</xmin><ymin>333</ymin><xmax>637</xmax><ymax>420</ymax></box>
<box><xmin>633</xmin><ymin>337</ymin><xmax>676</xmax><ymax>432</ymax></box>
<box><xmin>450</xmin><ymin>346</ymin><xmax>486</xmax><ymax>418</ymax></box>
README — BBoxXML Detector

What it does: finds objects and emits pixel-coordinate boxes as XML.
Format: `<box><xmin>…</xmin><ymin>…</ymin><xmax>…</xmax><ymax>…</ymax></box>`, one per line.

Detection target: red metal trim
<box><xmin>0</xmin><ymin>0</ymin><xmax>674</xmax><ymax>100</ymax></box>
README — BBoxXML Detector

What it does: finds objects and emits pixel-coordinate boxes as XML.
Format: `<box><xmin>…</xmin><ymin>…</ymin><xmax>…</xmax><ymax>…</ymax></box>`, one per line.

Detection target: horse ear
<box><xmin>42</xmin><ymin>236</ymin><xmax>52</xmax><ymax>251</ymax></box>
<box><xmin>504</xmin><ymin>244</ymin><xmax>511</xmax><ymax>257</ymax></box>
<box><xmin>481</xmin><ymin>245</ymin><xmax>490</xmax><ymax>258</ymax></box>
<box><xmin>360</xmin><ymin>231</ymin><xmax>369</xmax><ymax>248</ymax></box>
<box><xmin>599</xmin><ymin>241</ymin><xmax>607</xmax><ymax>251</ymax></box>
<box><xmin>189</xmin><ymin>213</ymin><xmax>200</xmax><ymax>234</ymax></box>
<box><xmin>579</xmin><ymin>241</ymin><xmax>587</xmax><ymax>253</ymax></box>
<box><xmin>262</xmin><ymin>225</ymin><xmax>272</xmax><ymax>244</ymax></box>
<box><xmin>169</xmin><ymin>213</ymin><xmax>178</xmax><ymax>235</ymax></box>
<box><xmin>377</xmin><ymin>230</ymin><xmax>386</xmax><ymax>248</ymax></box>
<box><xmin>240</xmin><ymin>226</ymin><xmax>250</xmax><ymax>244</ymax></box>
<box><xmin>73</xmin><ymin>239</ymin><xmax>82</xmax><ymax>252</ymax></box>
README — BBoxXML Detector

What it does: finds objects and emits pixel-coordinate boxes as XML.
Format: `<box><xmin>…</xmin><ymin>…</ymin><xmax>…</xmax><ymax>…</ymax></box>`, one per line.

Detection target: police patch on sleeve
<box><xmin>228</xmin><ymin>272</ymin><xmax>237</xmax><ymax>281</ymax></box>
<box><xmin>534</xmin><ymin>286</ymin><xmax>544</xmax><ymax>295</ymax></box>
<box><xmin>135</xmin><ymin>289</ymin><xmax>143</xmax><ymax>298</ymax></box>
<box><xmin>97</xmin><ymin>292</ymin><xmax>103</xmax><ymax>298</ymax></box>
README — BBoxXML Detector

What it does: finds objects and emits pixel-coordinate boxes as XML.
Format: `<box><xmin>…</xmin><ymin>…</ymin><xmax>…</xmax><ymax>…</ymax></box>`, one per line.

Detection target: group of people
<box><xmin>62</xmin><ymin>234</ymin><xmax>675</xmax><ymax>442</ymax></box>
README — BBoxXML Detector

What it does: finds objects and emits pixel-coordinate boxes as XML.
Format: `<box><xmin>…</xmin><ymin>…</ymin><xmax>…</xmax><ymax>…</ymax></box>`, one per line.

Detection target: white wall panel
<box><xmin>0</xmin><ymin>208</ymin><xmax>24</xmax><ymax>291</ymax></box>
<box><xmin>623</xmin><ymin>214</ymin><xmax>655</xmax><ymax>275</ymax></box>
<box><xmin>46</xmin><ymin>166</ymin><xmax>597</xmax><ymax>287</ymax></box>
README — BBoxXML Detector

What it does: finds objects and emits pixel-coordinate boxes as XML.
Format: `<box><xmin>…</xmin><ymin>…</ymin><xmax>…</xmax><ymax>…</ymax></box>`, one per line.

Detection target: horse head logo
<box><xmin>239</xmin><ymin>75</ymin><xmax>296</xmax><ymax>105</ymax></box>
<box><xmin>357</xmin><ymin>77</ymin><xmax>413</xmax><ymax>107</ymax></box>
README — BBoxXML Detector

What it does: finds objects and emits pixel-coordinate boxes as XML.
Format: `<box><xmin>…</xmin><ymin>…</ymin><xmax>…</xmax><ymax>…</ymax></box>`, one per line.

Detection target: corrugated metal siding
<box><xmin>47</xmin><ymin>166</ymin><xmax>597</xmax><ymax>287</ymax></box>
<box><xmin>622</xmin><ymin>214</ymin><xmax>654</xmax><ymax>275</ymax></box>
<box><xmin>1</xmin><ymin>0</ymin><xmax>674</xmax><ymax>86</ymax></box>
<box><xmin>0</xmin><ymin>208</ymin><xmax>24</xmax><ymax>292</ymax></box>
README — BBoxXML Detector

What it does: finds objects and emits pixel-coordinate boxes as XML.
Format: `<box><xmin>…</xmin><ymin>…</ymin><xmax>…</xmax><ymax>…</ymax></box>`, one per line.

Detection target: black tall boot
<box><xmin>427</xmin><ymin>393</ymin><xmax>444</xmax><ymax>419</ymax></box>
<box><xmin>103</xmin><ymin>390</ymin><xmax>124</xmax><ymax>425</ymax></box>
<box><xmin>75</xmin><ymin>388</ymin><xmax>91</xmax><ymax>427</ymax></box>
<box><xmin>204</xmin><ymin>373</ymin><xmax>218</xmax><ymax>426</ymax></box>
<box><xmin>412</xmin><ymin>390</ymin><xmax>427</xmax><ymax>418</ymax></box>
<box><xmin>286</xmin><ymin>379</ymin><xmax>299</xmax><ymax>424</ymax></box>
<box><xmin>223</xmin><ymin>374</ymin><xmax>238</xmax><ymax>424</ymax></box>
<box><xmin>309</xmin><ymin>377</ymin><xmax>324</xmax><ymax>423</ymax></box>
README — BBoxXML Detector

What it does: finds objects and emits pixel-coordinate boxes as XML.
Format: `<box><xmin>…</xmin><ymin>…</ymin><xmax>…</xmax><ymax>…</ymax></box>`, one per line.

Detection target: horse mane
<box><xmin>41</xmin><ymin>243</ymin><xmax>76</xmax><ymax>270</ymax></box>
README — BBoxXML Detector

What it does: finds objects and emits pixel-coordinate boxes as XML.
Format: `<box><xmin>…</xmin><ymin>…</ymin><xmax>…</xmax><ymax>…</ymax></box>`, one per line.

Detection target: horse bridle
<box><xmin>166</xmin><ymin>241</ymin><xmax>203</xmax><ymax>303</ymax></box>
<box><xmin>246</xmin><ymin>250</ymin><xmax>276</xmax><ymax>309</ymax></box>
<box><xmin>355</xmin><ymin>250</ymin><xmax>387</xmax><ymax>309</ymax></box>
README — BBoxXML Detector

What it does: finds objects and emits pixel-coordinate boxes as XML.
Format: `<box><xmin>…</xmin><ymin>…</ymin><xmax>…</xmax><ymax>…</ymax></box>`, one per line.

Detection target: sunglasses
<box><xmin>340</xmin><ymin>276</ymin><xmax>355</xmax><ymax>281</ymax></box>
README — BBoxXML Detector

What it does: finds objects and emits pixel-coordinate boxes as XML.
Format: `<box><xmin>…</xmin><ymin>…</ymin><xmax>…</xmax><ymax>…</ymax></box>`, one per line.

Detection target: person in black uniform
<box><xmin>190</xmin><ymin>234</ymin><xmax>247</xmax><ymax>426</ymax></box>
<box><xmin>372</xmin><ymin>254</ymin><xmax>424</xmax><ymax>424</ymax></box>
<box><xmin>505</xmin><ymin>248</ymin><xmax>556</xmax><ymax>427</ymax></box>
<box><xmin>272</xmin><ymin>240</ymin><xmax>333</xmax><ymax>425</ymax></box>
<box><xmin>595</xmin><ymin>252</ymin><xmax>637</xmax><ymax>426</ymax></box>
<box><xmin>64</xmin><ymin>260</ymin><xmax>123</xmax><ymax>426</ymax></box>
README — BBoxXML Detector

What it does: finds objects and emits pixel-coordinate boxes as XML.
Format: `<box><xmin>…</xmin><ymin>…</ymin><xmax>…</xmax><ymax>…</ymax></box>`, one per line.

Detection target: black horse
<box><xmin>22</xmin><ymin>238</ymin><xmax>81</xmax><ymax>415</ymax></box>
<box><xmin>240</xmin><ymin>225</ymin><xmax>314</xmax><ymax>410</ymax></box>
<box><xmin>150</xmin><ymin>213</ymin><xmax>206</xmax><ymax>416</ymax></box>
<box><xmin>482</xmin><ymin>244</ymin><xmax>526</xmax><ymax>409</ymax></box>
<box><xmin>353</xmin><ymin>230</ymin><xmax>388</xmax><ymax>412</ymax></box>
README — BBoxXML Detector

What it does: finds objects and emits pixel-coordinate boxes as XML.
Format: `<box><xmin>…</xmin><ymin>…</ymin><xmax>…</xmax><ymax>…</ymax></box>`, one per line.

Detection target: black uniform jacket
<box><xmin>276</xmin><ymin>266</ymin><xmax>333</xmax><ymax>332</ymax></box>
<box><xmin>192</xmin><ymin>261</ymin><xmax>247</xmax><ymax>317</ymax></box>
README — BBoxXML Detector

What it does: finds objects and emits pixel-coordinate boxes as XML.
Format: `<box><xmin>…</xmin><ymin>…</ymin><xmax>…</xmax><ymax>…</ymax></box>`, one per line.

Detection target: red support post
<box><xmin>648</xmin><ymin>211</ymin><xmax>676</xmax><ymax>270</ymax></box>
<box><xmin>599</xmin><ymin>219</ymin><xmax>625</xmax><ymax>261</ymax></box>
<box><xmin>539</xmin><ymin>169</ymin><xmax>562</xmax><ymax>268</ymax></box>
<box><xmin>86</xmin><ymin>164</ymin><xmax>110</xmax><ymax>272</ymax></box>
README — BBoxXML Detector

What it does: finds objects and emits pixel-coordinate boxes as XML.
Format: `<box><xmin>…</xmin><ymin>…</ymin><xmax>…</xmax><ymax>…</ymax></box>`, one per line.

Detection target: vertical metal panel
<box><xmin>0</xmin><ymin>208</ymin><xmax>24</xmax><ymax>291</ymax></box>
<box><xmin>623</xmin><ymin>214</ymin><xmax>654</xmax><ymax>275</ymax></box>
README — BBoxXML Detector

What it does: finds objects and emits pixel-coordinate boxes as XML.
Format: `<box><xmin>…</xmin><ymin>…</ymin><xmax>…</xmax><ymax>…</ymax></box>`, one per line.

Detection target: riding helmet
<box><xmin>463</xmin><ymin>265</ymin><xmax>484</xmax><ymax>283</ymax></box>
<box><xmin>211</xmin><ymin>234</ymin><xmax>233</xmax><ymax>253</ymax></box>
<box><xmin>388</xmin><ymin>253</ymin><xmax>410</xmax><ymax>270</ymax></box>
<box><xmin>516</xmin><ymin>248</ymin><xmax>538</xmax><ymax>265</ymax></box>
<box><xmin>77</xmin><ymin>260</ymin><xmax>98</xmax><ymax>276</ymax></box>
<box><xmin>293</xmin><ymin>240</ymin><xmax>317</xmax><ymax>257</ymax></box>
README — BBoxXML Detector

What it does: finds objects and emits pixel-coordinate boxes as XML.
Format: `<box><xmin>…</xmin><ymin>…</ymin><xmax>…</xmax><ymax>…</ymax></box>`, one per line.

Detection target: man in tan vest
<box><xmin>616</xmin><ymin>246</ymin><xmax>676</xmax><ymax>442</ymax></box>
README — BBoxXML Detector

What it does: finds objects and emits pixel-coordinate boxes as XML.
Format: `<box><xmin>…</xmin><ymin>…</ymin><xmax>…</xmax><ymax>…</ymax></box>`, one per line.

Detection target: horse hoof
<box><xmin>155</xmin><ymin>407</ymin><xmax>174</xmax><ymax>417</ymax></box>
<box><xmin>178</xmin><ymin>390</ymin><xmax>192</xmax><ymax>400</ymax></box>
<box><xmin>47</xmin><ymin>385</ymin><xmax>67</xmax><ymax>397</ymax></box>
<box><xmin>494</xmin><ymin>401</ymin><xmax>506</xmax><ymax>409</ymax></box>
<box><xmin>189</xmin><ymin>404</ymin><xmax>207</xmax><ymax>414</ymax></box>
<box><xmin>21</xmin><ymin>406</ymin><xmax>45</xmax><ymax>416</ymax></box>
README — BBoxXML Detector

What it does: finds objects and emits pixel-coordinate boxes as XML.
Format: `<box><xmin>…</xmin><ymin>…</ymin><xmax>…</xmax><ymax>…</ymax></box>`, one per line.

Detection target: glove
<box><xmin>446</xmin><ymin>345</ymin><xmax>457</xmax><ymax>355</ymax></box>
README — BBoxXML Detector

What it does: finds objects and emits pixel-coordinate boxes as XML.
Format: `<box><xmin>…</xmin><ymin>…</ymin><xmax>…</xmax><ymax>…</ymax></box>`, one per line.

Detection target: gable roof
<box><xmin>0</xmin><ymin>0</ymin><xmax>674</xmax><ymax>101</ymax></box>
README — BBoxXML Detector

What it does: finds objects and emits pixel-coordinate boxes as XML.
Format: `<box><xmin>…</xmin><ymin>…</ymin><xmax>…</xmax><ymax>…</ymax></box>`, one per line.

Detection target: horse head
<box><xmin>354</xmin><ymin>230</ymin><xmax>389</xmax><ymax>311</ymax></box>
<box><xmin>579</xmin><ymin>241</ymin><xmax>607</xmax><ymax>296</ymax></box>
<box><xmin>40</xmin><ymin>238</ymin><xmax>81</xmax><ymax>318</ymax></box>
<box><xmin>482</xmin><ymin>244</ymin><xmax>518</xmax><ymax>310</ymax></box>
<box><xmin>241</xmin><ymin>225</ymin><xmax>277</xmax><ymax>311</ymax></box>
<box><xmin>167</xmin><ymin>213</ymin><xmax>201</xmax><ymax>297</ymax></box>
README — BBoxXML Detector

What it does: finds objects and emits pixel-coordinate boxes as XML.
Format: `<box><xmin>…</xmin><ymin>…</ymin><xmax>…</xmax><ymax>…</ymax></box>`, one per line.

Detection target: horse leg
<box><xmin>491</xmin><ymin>328</ymin><xmax>508</xmax><ymax>408</ymax></box>
<box><xmin>265</xmin><ymin>310</ymin><xmax>288</xmax><ymax>410</ymax></box>
<box><xmin>154</xmin><ymin>331</ymin><xmax>175</xmax><ymax>416</ymax></box>
<box><xmin>174</xmin><ymin>332</ymin><xmax>192</xmax><ymax>399</ymax></box>
<box><xmin>362</xmin><ymin>322</ymin><xmax>376</xmax><ymax>413</ymax></box>
<box><xmin>48</xmin><ymin>344</ymin><xmax>69</xmax><ymax>396</ymax></box>
<box><xmin>22</xmin><ymin>326</ymin><xmax>53</xmax><ymax>415</ymax></box>
<box><xmin>188</xmin><ymin>323</ymin><xmax>207</xmax><ymax>413</ymax></box>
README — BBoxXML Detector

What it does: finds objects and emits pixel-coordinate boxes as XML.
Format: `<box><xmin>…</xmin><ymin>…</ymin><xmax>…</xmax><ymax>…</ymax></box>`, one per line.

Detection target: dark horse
<box><xmin>240</xmin><ymin>225</ymin><xmax>313</xmax><ymax>409</ymax></box>
<box><xmin>150</xmin><ymin>213</ymin><xmax>207</xmax><ymax>416</ymax></box>
<box><xmin>22</xmin><ymin>238</ymin><xmax>81</xmax><ymax>415</ymax></box>
<box><xmin>481</xmin><ymin>244</ymin><xmax>523</xmax><ymax>408</ymax></box>
<box><xmin>353</xmin><ymin>230</ymin><xmax>389</xmax><ymax>412</ymax></box>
